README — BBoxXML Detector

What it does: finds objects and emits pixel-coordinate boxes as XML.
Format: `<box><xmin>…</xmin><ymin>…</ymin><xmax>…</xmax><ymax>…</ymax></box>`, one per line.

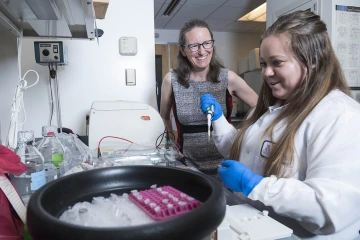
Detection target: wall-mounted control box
<box><xmin>119</xmin><ymin>37</ymin><xmax>137</xmax><ymax>56</ymax></box>
<box><xmin>34</xmin><ymin>41</ymin><xmax>68</xmax><ymax>66</ymax></box>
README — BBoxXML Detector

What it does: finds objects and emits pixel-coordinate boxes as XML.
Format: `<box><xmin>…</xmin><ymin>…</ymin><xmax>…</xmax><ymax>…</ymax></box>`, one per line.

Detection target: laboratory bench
<box><xmin>176</xmin><ymin>162</ymin><xmax>299</xmax><ymax>240</ymax></box>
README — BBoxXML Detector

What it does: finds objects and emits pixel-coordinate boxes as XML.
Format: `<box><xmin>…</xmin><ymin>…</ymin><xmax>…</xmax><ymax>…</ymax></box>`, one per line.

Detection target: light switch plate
<box><xmin>126</xmin><ymin>69</ymin><xmax>136</xmax><ymax>86</ymax></box>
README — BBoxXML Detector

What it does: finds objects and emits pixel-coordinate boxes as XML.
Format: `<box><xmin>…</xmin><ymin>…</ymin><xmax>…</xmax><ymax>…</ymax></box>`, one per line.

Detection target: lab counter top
<box><xmin>175</xmin><ymin>164</ymin><xmax>244</xmax><ymax>206</ymax></box>
<box><xmin>175</xmin><ymin>163</ymin><xmax>242</xmax><ymax>205</ymax></box>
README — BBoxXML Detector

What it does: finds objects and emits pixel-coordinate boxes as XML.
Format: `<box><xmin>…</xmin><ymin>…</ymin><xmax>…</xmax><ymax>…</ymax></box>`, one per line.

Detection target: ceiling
<box><xmin>154</xmin><ymin>0</ymin><xmax>266</xmax><ymax>33</ymax></box>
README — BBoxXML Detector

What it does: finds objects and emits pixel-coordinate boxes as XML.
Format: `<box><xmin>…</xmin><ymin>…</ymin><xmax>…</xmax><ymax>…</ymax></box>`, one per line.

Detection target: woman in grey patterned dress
<box><xmin>160</xmin><ymin>19</ymin><xmax>258</xmax><ymax>180</ymax></box>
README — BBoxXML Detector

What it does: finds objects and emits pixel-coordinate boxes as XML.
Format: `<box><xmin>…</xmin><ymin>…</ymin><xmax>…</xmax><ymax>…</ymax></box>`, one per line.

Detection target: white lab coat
<box><xmin>213</xmin><ymin>90</ymin><xmax>360</xmax><ymax>239</ymax></box>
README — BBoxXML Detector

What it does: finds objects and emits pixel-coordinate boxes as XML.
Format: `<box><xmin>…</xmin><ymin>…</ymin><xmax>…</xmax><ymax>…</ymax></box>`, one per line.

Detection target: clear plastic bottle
<box><xmin>36</xmin><ymin>126</ymin><xmax>64</xmax><ymax>181</ymax></box>
<box><xmin>56</xmin><ymin>133</ymin><xmax>90</xmax><ymax>174</ymax></box>
<box><xmin>9</xmin><ymin>131</ymin><xmax>46</xmax><ymax>205</ymax></box>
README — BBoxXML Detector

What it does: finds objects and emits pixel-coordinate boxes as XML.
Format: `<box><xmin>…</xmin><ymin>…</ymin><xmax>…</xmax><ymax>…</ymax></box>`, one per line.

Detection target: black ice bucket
<box><xmin>27</xmin><ymin>166</ymin><xmax>226</xmax><ymax>240</ymax></box>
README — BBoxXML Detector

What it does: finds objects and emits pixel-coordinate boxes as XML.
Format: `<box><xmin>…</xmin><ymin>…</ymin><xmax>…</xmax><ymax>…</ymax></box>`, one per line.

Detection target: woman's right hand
<box><xmin>200</xmin><ymin>94</ymin><xmax>223</xmax><ymax>121</ymax></box>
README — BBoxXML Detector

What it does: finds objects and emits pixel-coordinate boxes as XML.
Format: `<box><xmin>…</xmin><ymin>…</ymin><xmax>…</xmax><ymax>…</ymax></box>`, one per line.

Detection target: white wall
<box><xmin>0</xmin><ymin>0</ymin><xmax>156</xmax><ymax>139</ymax></box>
<box><xmin>0</xmin><ymin>2</ymin><xmax>264</xmax><ymax>141</ymax></box>
<box><xmin>155</xmin><ymin>29</ymin><xmax>262</xmax><ymax>73</ymax></box>
<box><xmin>0</xmin><ymin>27</ymin><xmax>18</xmax><ymax>143</ymax></box>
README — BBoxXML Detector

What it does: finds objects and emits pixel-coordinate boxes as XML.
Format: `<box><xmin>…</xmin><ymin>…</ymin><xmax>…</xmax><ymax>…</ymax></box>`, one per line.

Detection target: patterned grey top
<box><xmin>171</xmin><ymin>68</ymin><xmax>231</xmax><ymax>179</ymax></box>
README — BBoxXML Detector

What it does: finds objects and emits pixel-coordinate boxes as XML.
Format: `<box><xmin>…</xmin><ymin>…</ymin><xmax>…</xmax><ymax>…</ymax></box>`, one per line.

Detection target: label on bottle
<box><xmin>63</xmin><ymin>162</ymin><xmax>94</xmax><ymax>176</ymax></box>
<box><xmin>52</xmin><ymin>154</ymin><xmax>64</xmax><ymax>168</ymax></box>
<box><xmin>0</xmin><ymin>172</ymin><xmax>27</xmax><ymax>223</ymax></box>
<box><xmin>30</xmin><ymin>170</ymin><xmax>46</xmax><ymax>190</ymax></box>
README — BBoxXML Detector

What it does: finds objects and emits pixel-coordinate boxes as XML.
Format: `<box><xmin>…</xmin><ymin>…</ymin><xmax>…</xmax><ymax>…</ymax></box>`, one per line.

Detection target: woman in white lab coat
<box><xmin>200</xmin><ymin>11</ymin><xmax>360</xmax><ymax>239</ymax></box>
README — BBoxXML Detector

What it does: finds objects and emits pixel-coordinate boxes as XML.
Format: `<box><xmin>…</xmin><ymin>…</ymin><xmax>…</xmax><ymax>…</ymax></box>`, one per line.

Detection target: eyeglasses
<box><xmin>183</xmin><ymin>40</ymin><xmax>215</xmax><ymax>52</ymax></box>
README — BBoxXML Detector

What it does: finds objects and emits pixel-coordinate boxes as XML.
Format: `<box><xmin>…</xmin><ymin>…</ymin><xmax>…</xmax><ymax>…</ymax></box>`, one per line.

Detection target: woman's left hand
<box><xmin>218</xmin><ymin>160</ymin><xmax>263</xmax><ymax>196</ymax></box>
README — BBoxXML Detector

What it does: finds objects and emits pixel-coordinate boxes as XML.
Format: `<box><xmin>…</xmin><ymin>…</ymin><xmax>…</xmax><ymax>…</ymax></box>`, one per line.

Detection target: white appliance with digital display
<box><xmin>88</xmin><ymin>100</ymin><xmax>164</xmax><ymax>150</ymax></box>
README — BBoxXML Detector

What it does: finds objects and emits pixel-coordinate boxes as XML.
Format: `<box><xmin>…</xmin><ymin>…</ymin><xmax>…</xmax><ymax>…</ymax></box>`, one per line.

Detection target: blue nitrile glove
<box><xmin>218</xmin><ymin>160</ymin><xmax>263</xmax><ymax>196</ymax></box>
<box><xmin>200</xmin><ymin>94</ymin><xmax>223</xmax><ymax>121</ymax></box>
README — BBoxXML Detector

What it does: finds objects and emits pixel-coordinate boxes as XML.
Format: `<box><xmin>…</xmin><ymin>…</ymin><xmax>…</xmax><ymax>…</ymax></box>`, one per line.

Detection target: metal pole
<box><xmin>54</xmin><ymin>64</ymin><xmax>63</xmax><ymax>133</ymax></box>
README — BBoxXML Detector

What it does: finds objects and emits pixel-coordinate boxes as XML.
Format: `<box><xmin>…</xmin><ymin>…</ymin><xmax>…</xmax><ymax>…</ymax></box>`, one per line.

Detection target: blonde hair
<box><xmin>230</xmin><ymin>11</ymin><xmax>350</xmax><ymax>177</ymax></box>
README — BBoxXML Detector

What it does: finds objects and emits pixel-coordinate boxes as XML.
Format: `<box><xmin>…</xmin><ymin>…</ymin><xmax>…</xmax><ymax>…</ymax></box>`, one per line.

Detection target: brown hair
<box><xmin>174</xmin><ymin>19</ymin><xmax>224</xmax><ymax>88</ymax></box>
<box><xmin>230</xmin><ymin>11</ymin><xmax>350</xmax><ymax>177</ymax></box>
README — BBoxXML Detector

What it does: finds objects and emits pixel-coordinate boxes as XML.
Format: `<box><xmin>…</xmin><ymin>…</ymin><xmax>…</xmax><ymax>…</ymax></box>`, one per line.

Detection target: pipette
<box><xmin>206</xmin><ymin>105</ymin><xmax>214</xmax><ymax>142</ymax></box>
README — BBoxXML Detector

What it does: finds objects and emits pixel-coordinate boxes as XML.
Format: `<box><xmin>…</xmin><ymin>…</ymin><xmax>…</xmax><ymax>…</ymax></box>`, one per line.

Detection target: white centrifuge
<box><xmin>88</xmin><ymin>100</ymin><xmax>165</xmax><ymax>150</ymax></box>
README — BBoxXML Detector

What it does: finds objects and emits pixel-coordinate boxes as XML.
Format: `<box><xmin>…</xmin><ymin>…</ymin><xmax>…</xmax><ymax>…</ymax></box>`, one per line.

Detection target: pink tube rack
<box><xmin>129</xmin><ymin>186</ymin><xmax>202</xmax><ymax>221</ymax></box>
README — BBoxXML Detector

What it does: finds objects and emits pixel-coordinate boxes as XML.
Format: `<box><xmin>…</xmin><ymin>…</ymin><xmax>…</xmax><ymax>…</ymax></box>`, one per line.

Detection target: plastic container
<box><xmin>26</xmin><ymin>166</ymin><xmax>226</xmax><ymax>240</ymax></box>
<box><xmin>36</xmin><ymin>126</ymin><xmax>64</xmax><ymax>181</ymax></box>
<box><xmin>72</xmin><ymin>134</ymin><xmax>93</xmax><ymax>164</ymax></box>
<box><xmin>9</xmin><ymin>131</ymin><xmax>46</xmax><ymax>205</ymax></box>
<box><xmin>162</xmin><ymin>140</ymin><xmax>180</xmax><ymax>167</ymax></box>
